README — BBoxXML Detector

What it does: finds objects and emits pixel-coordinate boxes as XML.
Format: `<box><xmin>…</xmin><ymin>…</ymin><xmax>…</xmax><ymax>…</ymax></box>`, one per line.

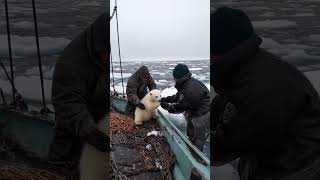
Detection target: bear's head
<box><xmin>148</xmin><ymin>89</ymin><xmax>161</xmax><ymax>102</ymax></box>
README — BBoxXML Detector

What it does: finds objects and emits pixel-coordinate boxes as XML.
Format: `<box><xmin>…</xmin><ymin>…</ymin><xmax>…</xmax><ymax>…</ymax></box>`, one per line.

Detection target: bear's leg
<box><xmin>151</xmin><ymin>110</ymin><xmax>159</xmax><ymax>119</ymax></box>
<box><xmin>79</xmin><ymin>118</ymin><xmax>109</xmax><ymax>180</ymax></box>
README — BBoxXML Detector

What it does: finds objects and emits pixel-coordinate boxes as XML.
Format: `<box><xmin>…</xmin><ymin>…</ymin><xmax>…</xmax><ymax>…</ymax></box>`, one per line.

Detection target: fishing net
<box><xmin>110</xmin><ymin>112</ymin><xmax>175</xmax><ymax>180</ymax></box>
<box><xmin>0</xmin><ymin>134</ymin><xmax>70</xmax><ymax>180</ymax></box>
<box><xmin>0</xmin><ymin>166</ymin><xmax>66</xmax><ymax>180</ymax></box>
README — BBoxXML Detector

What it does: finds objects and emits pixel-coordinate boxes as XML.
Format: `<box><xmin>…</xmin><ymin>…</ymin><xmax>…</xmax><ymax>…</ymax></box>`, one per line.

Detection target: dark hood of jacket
<box><xmin>211</xmin><ymin>34</ymin><xmax>262</xmax><ymax>95</ymax></box>
<box><xmin>86</xmin><ymin>12</ymin><xmax>109</xmax><ymax>72</ymax></box>
<box><xmin>135</xmin><ymin>66</ymin><xmax>151</xmax><ymax>80</ymax></box>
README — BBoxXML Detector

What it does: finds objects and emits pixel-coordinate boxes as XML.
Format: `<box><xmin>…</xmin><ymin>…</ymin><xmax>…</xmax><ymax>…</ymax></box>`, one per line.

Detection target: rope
<box><xmin>110</xmin><ymin>49</ymin><xmax>117</xmax><ymax>95</ymax></box>
<box><xmin>4</xmin><ymin>0</ymin><xmax>15</xmax><ymax>101</ymax></box>
<box><xmin>114</xmin><ymin>0</ymin><xmax>125</xmax><ymax>97</ymax></box>
<box><xmin>31</xmin><ymin>0</ymin><xmax>48</xmax><ymax>113</ymax></box>
<box><xmin>110</xmin><ymin>5</ymin><xmax>117</xmax><ymax>21</ymax></box>
<box><xmin>0</xmin><ymin>59</ymin><xmax>16</xmax><ymax>94</ymax></box>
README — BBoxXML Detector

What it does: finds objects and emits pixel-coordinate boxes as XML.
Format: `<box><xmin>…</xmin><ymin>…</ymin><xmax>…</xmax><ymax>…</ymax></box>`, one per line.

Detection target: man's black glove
<box><xmin>84</xmin><ymin>128</ymin><xmax>110</xmax><ymax>152</ymax></box>
<box><xmin>161</xmin><ymin>102</ymin><xmax>170</xmax><ymax>110</ymax></box>
<box><xmin>160</xmin><ymin>98</ymin><xmax>168</xmax><ymax>103</ymax></box>
<box><xmin>136</xmin><ymin>102</ymin><xmax>145</xmax><ymax>110</ymax></box>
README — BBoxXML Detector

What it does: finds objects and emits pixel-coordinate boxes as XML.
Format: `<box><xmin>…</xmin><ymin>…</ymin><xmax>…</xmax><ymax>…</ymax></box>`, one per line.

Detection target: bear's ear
<box><xmin>150</xmin><ymin>92</ymin><xmax>153</xmax><ymax>96</ymax></box>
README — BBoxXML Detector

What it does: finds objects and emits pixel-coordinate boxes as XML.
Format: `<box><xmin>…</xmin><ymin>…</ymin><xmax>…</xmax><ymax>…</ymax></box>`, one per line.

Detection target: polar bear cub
<box><xmin>134</xmin><ymin>89</ymin><xmax>161</xmax><ymax>125</ymax></box>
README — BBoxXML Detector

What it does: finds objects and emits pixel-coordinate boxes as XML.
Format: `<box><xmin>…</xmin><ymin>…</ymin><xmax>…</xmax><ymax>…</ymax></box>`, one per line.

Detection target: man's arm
<box><xmin>161</xmin><ymin>94</ymin><xmax>178</xmax><ymax>103</ymax></box>
<box><xmin>148</xmin><ymin>76</ymin><xmax>157</xmax><ymax>90</ymax></box>
<box><xmin>126</xmin><ymin>79</ymin><xmax>140</xmax><ymax>105</ymax></box>
<box><xmin>163</xmin><ymin>87</ymin><xmax>202</xmax><ymax>114</ymax></box>
<box><xmin>211</xmin><ymin>83</ymin><xmax>302</xmax><ymax>164</ymax></box>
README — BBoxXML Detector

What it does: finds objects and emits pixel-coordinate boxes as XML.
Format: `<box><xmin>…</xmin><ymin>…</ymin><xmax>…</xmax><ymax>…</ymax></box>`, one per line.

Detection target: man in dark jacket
<box><xmin>126</xmin><ymin>66</ymin><xmax>157</xmax><ymax>115</ymax></box>
<box><xmin>49</xmin><ymin>13</ymin><xmax>109</xmax><ymax>173</ymax></box>
<box><xmin>211</xmin><ymin>7</ymin><xmax>320</xmax><ymax>180</ymax></box>
<box><xmin>161</xmin><ymin>64</ymin><xmax>210</xmax><ymax>151</ymax></box>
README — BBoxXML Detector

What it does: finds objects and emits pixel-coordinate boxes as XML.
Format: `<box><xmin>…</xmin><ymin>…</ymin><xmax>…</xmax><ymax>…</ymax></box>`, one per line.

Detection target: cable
<box><xmin>110</xmin><ymin>5</ymin><xmax>117</xmax><ymax>20</ymax></box>
<box><xmin>110</xmin><ymin>49</ymin><xmax>117</xmax><ymax>94</ymax></box>
<box><xmin>31</xmin><ymin>0</ymin><xmax>49</xmax><ymax>113</ymax></box>
<box><xmin>4</xmin><ymin>0</ymin><xmax>15</xmax><ymax>101</ymax></box>
<box><xmin>114</xmin><ymin>0</ymin><xmax>125</xmax><ymax>97</ymax></box>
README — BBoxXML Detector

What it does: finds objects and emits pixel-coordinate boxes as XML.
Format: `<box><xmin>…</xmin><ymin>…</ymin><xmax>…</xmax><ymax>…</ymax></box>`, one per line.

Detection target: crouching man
<box><xmin>126</xmin><ymin>66</ymin><xmax>157</xmax><ymax>116</ymax></box>
<box><xmin>49</xmin><ymin>13</ymin><xmax>109</xmax><ymax>180</ymax></box>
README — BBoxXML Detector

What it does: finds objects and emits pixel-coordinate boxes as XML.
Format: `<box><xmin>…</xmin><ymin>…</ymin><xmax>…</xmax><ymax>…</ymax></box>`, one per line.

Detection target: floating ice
<box><xmin>13</xmin><ymin>21</ymin><xmax>51</xmax><ymax>29</ymax></box>
<box><xmin>192</xmin><ymin>74</ymin><xmax>207</xmax><ymax>81</ymax></box>
<box><xmin>260</xmin><ymin>37</ymin><xmax>320</xmax><ymax>63</ymax></box>
<box><xmin>260</xmin><ymin>12</ymin><xmax>276</xmax><ymax>17</ymax></box>
<box><xmin>283</xmin><ymin>49</ymin><xmax>320</xmax><ymax>62</ymax></box>
<box><xmin>78</xmin><ymin>1</ymin><xmax>101</xmax><ymax>6</ymax></box>
<box><xmin>110</xmin><ymin>73</ymin><xmax>132</xmax><ymax>79</ymax></box>
<box><xmin>0</xmin><ymin>76</ymin><xmax>52</xmax><ymax>102</ymax></box>
<box><xmin>245</xmin><ymin>6</ymin><xmax>269</xmax><ymax>11</ymax></box>
<box><xmin>110</xmin><ymin>84</ymin><xmax>127</xmax><ymax>95</ymax></box>
<box><xmin>306</xmin><ymin>35</ymin><xmax>320</xmax><ymax>42</ymax></box>
<box><xmin>189</xmin><ymin>68</ymin><xmax>203</xmax><ymax>71</ymax></box>
<box><xmin>25</xmin><ymin>66</ymin><xmax>50</xmax><ymax>76</ymax></box>
<box><xmin>286</xmin><ymin>13</ymin><xmax>315</xmax><ymax>17</ymax></box>
<box><xmin>252</xmin><ymin>20</ymin><xmax>297</xmax><ymax>29</ymax></box>
<box><xmin>161</xmin><ymin>86</ymin><xmax>177</xmax><ymax>98</ymax></box>
<box><xmin>151</xmin><ymin>72</ymin><xmax>166</xmax><ymax>76</ymax></box>
<box><xmin>0</xmin><ymin>35</ymin><xmax>70</xmax><ymax>57</ymax></box>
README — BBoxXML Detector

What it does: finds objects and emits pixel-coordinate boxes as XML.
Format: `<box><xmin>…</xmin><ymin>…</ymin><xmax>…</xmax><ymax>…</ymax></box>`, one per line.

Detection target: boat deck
<box><xmin>110</xmin><ymin>111</ymin><xmax>174</xmax><ymax>180</ymax></box>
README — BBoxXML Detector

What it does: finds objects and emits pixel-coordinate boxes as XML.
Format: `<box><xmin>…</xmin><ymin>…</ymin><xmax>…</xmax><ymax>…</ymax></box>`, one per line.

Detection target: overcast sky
<box><xmin>110</xmin><ymin>0</ymin><xmax>210</xmax><ymax>61</ymax></box>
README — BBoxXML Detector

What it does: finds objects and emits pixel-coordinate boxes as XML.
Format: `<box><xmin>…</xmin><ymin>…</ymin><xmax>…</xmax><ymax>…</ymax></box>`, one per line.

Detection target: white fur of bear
<box><xmin>134</xmin><ymin>89</ymin><xmax>161</xmax><ymax>125</ymax></box>
<box><xmin>79</xmin><ymin>115</ymin><xmax>109</xmax><ymax>180</ymax></box>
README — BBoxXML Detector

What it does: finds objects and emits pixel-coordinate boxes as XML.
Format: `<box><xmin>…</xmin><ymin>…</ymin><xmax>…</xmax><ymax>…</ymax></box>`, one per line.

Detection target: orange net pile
<box><xmin>110</xmin><ymin>112</ymin><xmax>135</xmax><ymax>133</ymax></box>
<box><xmin>0</xmin><ymin>166</ymin><xmax>66</xmax><ymax>180</ymax></box>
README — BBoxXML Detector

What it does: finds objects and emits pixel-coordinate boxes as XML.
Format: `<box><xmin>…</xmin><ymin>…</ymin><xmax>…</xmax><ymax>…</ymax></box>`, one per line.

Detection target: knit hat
<box><xmin>173</xmin><ymin>64</ymin><xmax>189</xmax><ymax>79</ymax></box>
<box><xmin>211</xmin><ymin>7</ymin><xmax>254</xmax><ymax>54</ymax></box>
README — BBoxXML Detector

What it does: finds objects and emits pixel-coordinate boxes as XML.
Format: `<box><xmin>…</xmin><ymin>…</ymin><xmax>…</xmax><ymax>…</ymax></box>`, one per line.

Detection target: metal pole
<box><xmin>115</xmin><ymin>0</ymin><xmax>125</xmax><ymax>97</ymax></box>
<box><xmin>4</xmin><ymin>0</ymin><xmax>15</xmax><ymax>101</ymax></box>
<box><xmin>31</xmin><ymin>0</ymin><xmax>47</xmax><ymax>110</ymax></box>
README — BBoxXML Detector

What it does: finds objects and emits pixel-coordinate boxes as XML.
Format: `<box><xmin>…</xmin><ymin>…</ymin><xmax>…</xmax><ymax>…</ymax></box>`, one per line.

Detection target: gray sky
<box><xmin>110</xmin><ymin>0</ymin><xmax>210</xmax><ymax>61</ymax></box>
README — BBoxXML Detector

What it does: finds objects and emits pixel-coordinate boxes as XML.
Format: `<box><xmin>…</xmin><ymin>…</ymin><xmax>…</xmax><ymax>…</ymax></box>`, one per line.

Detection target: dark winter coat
<box><xmin>162</xmin><ymin>73</ymin><xmax>210</xmax><ymax>118</ymax></box>
<box><xmin>211</xmin><ymin>34</ymin><xmax>320</xmax><ymax>180</ymax></box>
<box><xmin>162</xmin><ymin>73</ymin><xmax>210</xmax><ymax>150</ymax></box>
<box><xmin>126</xmin><ymin>66</ymin><xmax>156</xmax><ymax>105</ymax></box>
<box><xmin>49</xmin><ymin>13</ymin><xmax>109</xmax><ymax>163</ymax></box>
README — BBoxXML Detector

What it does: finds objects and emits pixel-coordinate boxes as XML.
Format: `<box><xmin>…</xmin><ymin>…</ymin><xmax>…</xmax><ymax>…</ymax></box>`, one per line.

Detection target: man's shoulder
<box><xmin>57</xmin><ymin>32</ymin><xmax>88</xmax><ymax>63</ymax></box>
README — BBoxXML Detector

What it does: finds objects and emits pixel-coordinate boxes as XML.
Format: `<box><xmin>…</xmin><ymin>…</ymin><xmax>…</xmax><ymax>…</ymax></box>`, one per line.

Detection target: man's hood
<box><xmin>211</xmin><ymin>34</ymin><xmax>262</xmax><ymax>94</ymax></box>
<box><xmin>85</xmin><ymin>12</ymin><xmax>109</xmax><ymax>72</ymax></box>
<box><xmin>136</xmin><ymin>66</ymin><xmax>151</xmax><ymax>80</ymax></box>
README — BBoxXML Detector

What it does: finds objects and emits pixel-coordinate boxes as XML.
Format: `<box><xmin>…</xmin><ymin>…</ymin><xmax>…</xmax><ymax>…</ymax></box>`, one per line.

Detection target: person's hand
<box><xmin>136</xmin><ymin>102</ymin><xmax>145</xmax><ymax>110</ymax></box>
<box><xmin>161</xmin><ymin>102</ymin><xmax>170</xmax><ymax>110</ymax></box>
<box><xmin>85</xmin><ymin>128</ymin><xmax>110</xmax><ymax>152</ymax></box>
<box><xmin>160</xmin><ymin>98</ymin><xmax>167</xmax><ymax>103</ymax></box>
